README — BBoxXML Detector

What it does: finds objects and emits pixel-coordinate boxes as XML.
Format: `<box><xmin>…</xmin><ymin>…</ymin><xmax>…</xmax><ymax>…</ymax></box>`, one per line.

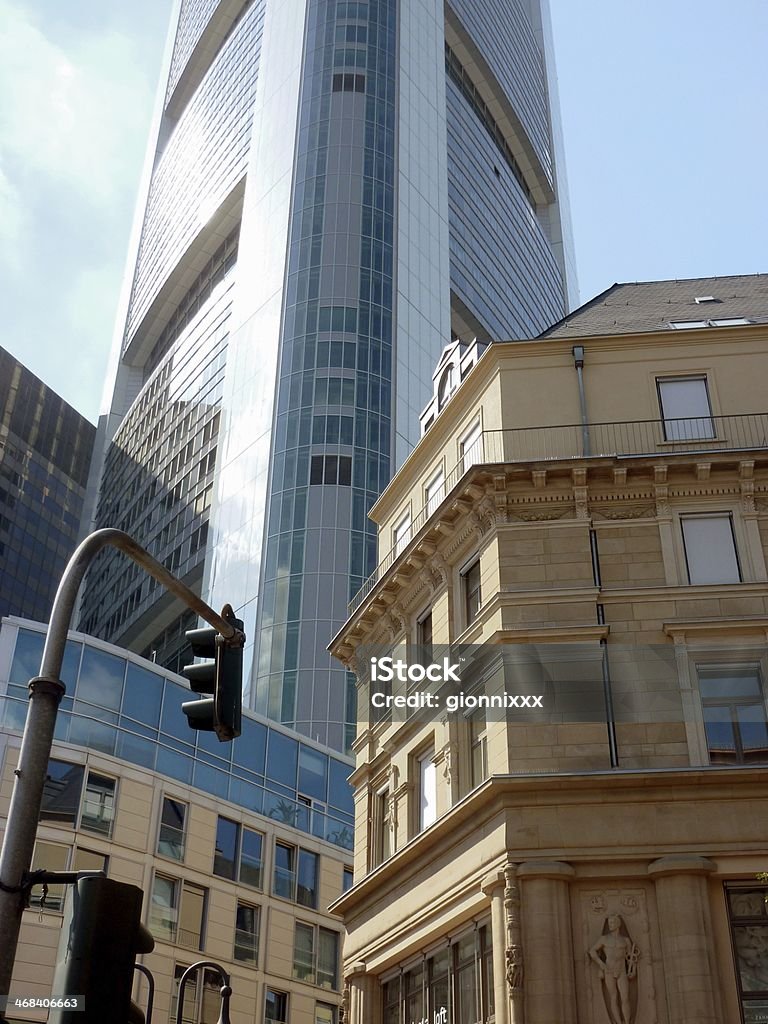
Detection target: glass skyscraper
<box><xmin>80</xmin><ymin>0</ymin><xmax>575</xmax><ymax>752</ymax></box>
<box><xmin>0</xmin><ymin>346</ymin><xmax>94</xmax><ymax>623</ymax></box>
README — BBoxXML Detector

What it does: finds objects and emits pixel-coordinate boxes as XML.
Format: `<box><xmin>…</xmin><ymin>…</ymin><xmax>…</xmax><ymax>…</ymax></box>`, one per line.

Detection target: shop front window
<box><xmin>727</xmin><ymin>884</ymin><xmax>768</xmax><ymax>1023</ymax></box>
<box><xmin>382</xmin><ymin>925</ymin><xmax>494</xmax><ymax>1024</ymax></box>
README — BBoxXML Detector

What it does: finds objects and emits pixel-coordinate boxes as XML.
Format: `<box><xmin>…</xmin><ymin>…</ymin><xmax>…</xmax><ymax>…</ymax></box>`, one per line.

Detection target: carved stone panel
<box><xmin>577</xmin><ymin>887</ymin><xmax>657</xmax><ymax>1024</ymax></box>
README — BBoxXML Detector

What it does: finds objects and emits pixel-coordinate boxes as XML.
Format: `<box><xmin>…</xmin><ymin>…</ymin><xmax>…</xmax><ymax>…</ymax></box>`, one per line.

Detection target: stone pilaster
<box><xmin>482</xmin><ymin>870</ymin><xmax>510</xmax><ymax>1024</ymax></box>
<box><xmin>346</xmin><ymin>963</ymin><xmax>377</xmax><ymax>1024</ymax></box>
<box><xmin>517</xmin><ymin>861</ymin><xmax>576</xmax><ymax>1024</ymax></box>
<box><xmin>647</xmin><ymin>856</ymin><xmax>721</xmax><ymax>1024</ymax></box>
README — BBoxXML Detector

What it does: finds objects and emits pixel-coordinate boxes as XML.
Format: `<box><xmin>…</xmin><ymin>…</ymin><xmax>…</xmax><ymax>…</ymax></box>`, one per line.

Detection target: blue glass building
<box><xmin>80</xmin><ymin>0</ymin><xmax>575</xmax><ymax>751</ymax></box>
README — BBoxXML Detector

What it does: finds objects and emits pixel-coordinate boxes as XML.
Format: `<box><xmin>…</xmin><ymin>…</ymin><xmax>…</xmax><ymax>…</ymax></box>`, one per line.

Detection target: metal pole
<box><xmin>0</xmin><ymin>529</ymin><xmax>240</xmax><ymax>1007</ymax></box>
<box><xmin>134</xmin><ymin>964</ymin><xmax>155</xmax><ymax>1024</ymax></box>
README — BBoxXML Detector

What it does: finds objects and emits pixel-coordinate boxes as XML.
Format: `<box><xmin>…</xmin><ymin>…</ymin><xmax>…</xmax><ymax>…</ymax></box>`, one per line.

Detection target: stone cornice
<box><xmin>330</xmin><ymin>455</ymin><xmax>768</xmax><ymax>658</ymax></box>
<box><xmin>663</xmin><ymin>616</ymin><xmax>768</xmax><ymax>641</ymax></box>
<box><xmin>331</xmin><ymin>766</ymin><xmax>768</xmax><ymax>919</ymax></box>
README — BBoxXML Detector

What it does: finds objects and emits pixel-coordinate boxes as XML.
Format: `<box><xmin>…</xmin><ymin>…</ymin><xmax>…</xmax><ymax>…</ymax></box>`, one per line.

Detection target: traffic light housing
<box><xmin>181</xmin><ymin>604</ymin><xmax>244</xmax><ymax>741</ymax></box>
<box><xmin>49</xmin><ymin>877</ymin><xmax>153</xmax><ymax>1024</ymax></box>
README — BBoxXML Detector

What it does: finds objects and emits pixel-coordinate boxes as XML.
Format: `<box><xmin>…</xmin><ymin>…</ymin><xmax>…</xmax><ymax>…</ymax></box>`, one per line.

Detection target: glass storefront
<box><xmin>727</xmin><ymin>884</ymin><xmax>768</xmax><ymax>1023</ymax></box>
<box><xmin>382</xmin><ymin>925</ymin><xmax>493</xmax><ymax>1024</ymax></box>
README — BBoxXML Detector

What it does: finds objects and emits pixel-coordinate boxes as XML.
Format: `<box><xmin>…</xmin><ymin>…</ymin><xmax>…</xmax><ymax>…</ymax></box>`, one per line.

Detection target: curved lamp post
<box><xmin>175</xmin><ymin>962</ymin><xmax>232</xmax><ymax>1024</ymax></box>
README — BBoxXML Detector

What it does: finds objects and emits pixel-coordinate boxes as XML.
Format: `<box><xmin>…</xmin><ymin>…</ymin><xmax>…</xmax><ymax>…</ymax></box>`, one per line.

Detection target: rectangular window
<box><xmin>39</xmin><ymin>759</ymin><xmax>84</xmax><ymax>826</ymax></box>
<box><xmin>178</xmin><ymin>882</ymin><xmax>206</xmax><ymax>950</ymax></box>
<box><xmin>698</xmin><ymin>665</ymin><xmax>768</xmax><ymax>765</ymax></box>
<box><xmin>80</xmin><ymin>772</ymin><xmax>116</xmax><ymax>837</ymax></box>
<box><xmin>31</xmin><ymin>841</ymin><xmax>69</xmax><ymax>911</ymax></box>
<box><xmin>310</xmin><ymin>455</ymin><xmax>352</xmax><ymax>486</ymax></box>
<box><xmin>171</xmin><ymin>965</ymin><xmax>219</xmax><ymax>1024</ymax></box>
<box><xmin>294</xmin><ymin>924</ymin><xmax>340</xmax><ymax>989</ymax></box>
<box><xmin>469</xmin><ymin>709</ymin><xmax>489</xmax><ymax>788</ymax></box>
<box><xmin>158</xmin><ymin>797</ymin><xmax>187</xmax><ymax>860</ymax></box>
<box><xmin>72</xmin><ymin>848</ymin><xmax>108</xmax><ymax>874</ymax></box>
<box><xmin>149</xmin><ymin>874</ymin><xmax>178</xmax><ymax>943</ymax></box>
<box><xmin>343</xmin><ymin>866</ymin><xmax>354</xmax><ymax>893</ymax></box>
<box><xmin>425</xmin><ymin>469</ymin><xmax>445</xmax><ymax>517</ymax></box>
<box><xmin>240</xmin><ymin>827</ymin><xmax>263</xmax><ymax>889</ymax></box>
<box><xmin>418</xmin><ymin>750</ymin><xmax>437</xmax><ymax>832</ymax></box>
<box><xmin>460</xmin><ymin>421</ymin><xmax>482</xmax><ymax>471</ymax></box>
<box><xmin>234</xmin><ymin>902</ymin><xmax>260</xmax><ymax>965</ymax></box>
<box><xmin>297</xmin><ymin>849</ymin><xmax>319</xmax><ymax>908</ymax></box>
<box><xmin>393</xmin><ymin>512</ymin><xmax>411</xmax><ymax>557</ymax></box>
<box><xmin>657</xmin><ymin>376</ymin><xmax>715</xmax><ymax>441</ymax></box>
<box><xmin>273</xmin><ymin>842</ymin><xmax>318</xmax><ymax>907</ymax></box>
<box><xmin>726</xmin><ymin>883</ymin><xmax>768</xmax><ymax>1021</ymax></box>
<box><xmin>316</xmin><ymin>1004</ymin><xmax>337</xmax><ymax>1024</ymax></box>
<box><xmin>213</xmin><ymin>816</ymin><xmax>238</xmax><ymax>879</ymax></box>
<box><xmin>149</xmin><ymin>877</ymin><xmax>206</xmax><ymax>949</ymax></box>
<box><xmin>372</xmin><ymin>787</ymin><xmax>392</xmax><ymax>867</ymax></box>
<box><xmin>463</xmin><ymin>559</ymin><xmax>482</xmax><ymax>625</ymax></box>
<box><xmin>213</xmin><ymin>817</ymin><xmax>263</xmax><ymax>888</ymax></box>
<box><xmin>385</xmin><ymin>927</ymin><xmax>493</xmax><ymax>1024</ymax></box>
<box><xmin>265</xmin><ymin>991</ymin><xmax>288</xmax><ymax>1022</ymax></box>
<box><xmin>273</xmin><ymin>842</ymin><xmax>296</xmax><ymax>900</ymax></box>
<box><xmin>417</xmin><ymin>610</ymin><xmax>433</xmax><ymax>663</ymax></box>
<box><xmin>681</xmin><ymin>514</ymin><xmax>741</xmax><ymax>584</ymax></box>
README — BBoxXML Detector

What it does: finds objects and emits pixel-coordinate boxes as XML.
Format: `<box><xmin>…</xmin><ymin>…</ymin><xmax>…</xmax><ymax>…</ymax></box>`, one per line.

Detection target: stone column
<box><xmin>517</xmin><ymin>861</ymin><xmax>576</xmax><ymax>1024</ymax></box>
<box><xmin>648</xmin><ymin>855</ymin><xmax>720</xmax><ymax>1024</ymax></box>
<box><xmin>346</xmin><ymin>962</ymin><xmax>377</xmax><ymax>1024</ymax></box>
<box><xmin>482</xmin><ymin>870</ymin><xmax>510</xmax><ymax>1024</ymax></box>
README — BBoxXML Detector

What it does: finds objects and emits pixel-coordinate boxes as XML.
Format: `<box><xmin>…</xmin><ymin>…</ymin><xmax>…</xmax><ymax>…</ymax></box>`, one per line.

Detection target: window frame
<box><xmin>38</xmin><ymin>760</ymin><xmax>117</xmax><ymax>839</ymax></box>
<box><xmin>158</xmin><ymin>795</ymin><xmax>188</xmax><ymax>861</ymax></box>
<box><xmin>656</xmin><ymin>375</ymin><xmax>715</xmax><ymax>442</ymax></box>
<box><xmin>170</xmin><ymin>963</ymin><xmax>221</xmax><ymax>1024</ymax></box>
<box><xmin>725</xmin><ymin>882</ymin><xmax>768</xmax><ymax>1022</ymax></box>
<box><xmin>265</xmin><ymin>990</ymin><xmax>289</xmax><ymax>1022</ymax></box>
<box><xmin>416</xmin><ymin>746</ymin><xmax>437</xmax><ymax>834</ymax></box>
<box><xmin>273</xmin><ymin>841</ymin><xmax>319</xmax><ymax>908</ymax></box>
<box><xmin>212</xmin><ymin>816</ymin><xmax>264</xmax><ymax>890</ymax></box>
<box><xmin>680</xmin><ymin>512</ymin><xmax>741</xmax><ymax>585</ymax></box>
<box><xmin>460</xmin><ymin>420</ymin><xmax>482</xmax><ymax>472</ymax></box>
<box><xmin>233</xmin><ymin>901</ymin><xmax>260</xmax><ymax>966</ymax></box>
<box><xmin>371</xmin><ymin>784</ymin><xmax>392</xmax><ymax>868</ymax></box>
<box><xmin>149</xmin><ymin>874</ymin><xmax>207</xmax><ymax>950</ymax></box>
<box><xmin>462</xmin><ymin>557</ymin><xmax>482</xmax><ymax>627</ymax></box>
<box><xmin>696</xmin><ymin>661</ymin><xmax>768</xmax><ymax>766</ymax></box>
<box><xmin>293</xmin><ymin>922</ymin><xmax>341</xmax><ymax>990</ymax></box>
<box><xmin>393</xmin><ymin>510</ymin><xmax>412</xmax><ymax>558</ymax></box>
<box><xmin>425</xmin><ymin>467</ymin><xmax>445</xmax><ymax>518</ymax></box>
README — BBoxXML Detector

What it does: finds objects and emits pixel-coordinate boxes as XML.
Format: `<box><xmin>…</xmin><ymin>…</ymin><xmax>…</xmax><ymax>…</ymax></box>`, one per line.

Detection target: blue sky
<box><xmin>0</xmin><ymin>0</ymin><xmax>765</xmax><ymax>422</ymax></box>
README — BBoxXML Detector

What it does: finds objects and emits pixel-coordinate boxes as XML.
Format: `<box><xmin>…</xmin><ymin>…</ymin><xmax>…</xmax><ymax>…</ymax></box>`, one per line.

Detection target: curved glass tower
<box><xmin>81</xmin><ymin>0</ymin><xmax>575</xmax><ymax>752</ymax></box>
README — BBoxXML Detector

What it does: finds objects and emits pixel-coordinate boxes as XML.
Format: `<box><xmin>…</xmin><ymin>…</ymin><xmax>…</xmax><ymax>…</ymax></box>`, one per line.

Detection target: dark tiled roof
<box><xmin>539</xmin><ymin>274</ymin><xmax>768</xmax><ymax>338</ymax></box>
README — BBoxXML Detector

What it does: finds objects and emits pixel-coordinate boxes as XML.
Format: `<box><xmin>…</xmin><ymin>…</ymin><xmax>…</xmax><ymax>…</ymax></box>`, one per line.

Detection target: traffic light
<box><xmin>49</xmin><ymin>877</ymin><xmax>153</xmax><ymax>1024</ymax></box>
<box><xmin>181</xmin><ymin>604</ymin><xmax>244</xmax><ymax>741</ymax></box>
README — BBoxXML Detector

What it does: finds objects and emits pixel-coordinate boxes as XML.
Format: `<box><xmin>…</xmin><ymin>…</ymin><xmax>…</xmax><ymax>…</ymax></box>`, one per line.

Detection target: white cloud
<box><xmin>0</xmin><ymin>165</ymin><xmax>27</xmax><ymax>266</ymax></box>
<box><xmin>0</xmin><ymin>0</ymin><xmax>155</xmax><ymax>209</ymax></box>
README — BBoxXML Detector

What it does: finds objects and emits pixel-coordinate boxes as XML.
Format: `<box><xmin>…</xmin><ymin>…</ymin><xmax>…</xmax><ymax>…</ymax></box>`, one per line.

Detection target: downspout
<box><xmin>572</xmin><ymin>345</ymin><xmax>590</xmax><ymax>457</ymax></box>
<box><xmin>590</xmin><ymin>527</ymin><xmax>619</xmax><ymax>768</ymax></box>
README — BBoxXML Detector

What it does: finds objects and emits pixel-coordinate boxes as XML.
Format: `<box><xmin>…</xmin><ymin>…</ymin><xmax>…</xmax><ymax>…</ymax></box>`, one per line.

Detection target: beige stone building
<box><xmin>0</xmin><ymin>617</ymin><xmax>354</xmax><ymax>1024</ymax></box>
<box><xmin>331</xmin><ymin>277</ymin><xmax>768</xmax><ymax>1024</ymax></box>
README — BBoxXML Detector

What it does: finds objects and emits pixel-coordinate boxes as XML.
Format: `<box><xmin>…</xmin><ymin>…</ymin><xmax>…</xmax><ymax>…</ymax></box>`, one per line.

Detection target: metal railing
<box><xmin>348</xmin><ymin>412</ymin><xmax>768</xmax><ymax>613</ymax></box>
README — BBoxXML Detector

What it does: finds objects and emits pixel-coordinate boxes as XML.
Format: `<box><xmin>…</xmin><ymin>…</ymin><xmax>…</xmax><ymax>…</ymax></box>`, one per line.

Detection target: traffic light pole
<box><xmin>0</xmin><ymin>528</ymin><xmax>242</xmax><ymax>1011</ymax></box>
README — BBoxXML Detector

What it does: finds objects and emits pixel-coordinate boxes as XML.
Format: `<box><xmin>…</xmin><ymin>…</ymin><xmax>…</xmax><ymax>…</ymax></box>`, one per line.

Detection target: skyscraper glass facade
<box><xmin>0</xmin><ymin>347</ymin><xmax>94</xmax><ymax>623</ymax></box>
<box><xmin>81</xmin><ymin>0</ymin><xmax>574</xmax><ymax>752</ymax></box>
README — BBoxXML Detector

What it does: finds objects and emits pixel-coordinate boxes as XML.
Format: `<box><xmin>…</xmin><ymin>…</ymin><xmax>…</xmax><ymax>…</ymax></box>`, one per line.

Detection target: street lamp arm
<box><xmin>0</xmin><ymin>528</ymin><xmax>242</xmax><ymax>1014</ymax></box>
<box><xmin>41</xmin><ymin>528</ymin><xmax>239</xmax><ymax>682</ymax></box>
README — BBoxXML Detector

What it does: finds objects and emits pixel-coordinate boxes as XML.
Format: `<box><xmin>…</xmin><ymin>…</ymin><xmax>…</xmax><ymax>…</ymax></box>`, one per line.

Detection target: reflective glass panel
<box><xmin>78</xmin><ymin>647</ymin><xmax>126</xmax><ymax>710</ymax></box>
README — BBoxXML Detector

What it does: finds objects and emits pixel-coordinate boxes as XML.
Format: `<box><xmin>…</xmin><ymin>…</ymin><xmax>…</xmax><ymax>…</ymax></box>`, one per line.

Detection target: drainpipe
<box><xmin>572</xmin><ymin>345</ymin><xmax>590</xmax><ymax>457</ymax></box>
<box><xmin>590</xmin><ymin>528</ymin><xmax>619</xmax><ymax>768</ymax></box>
